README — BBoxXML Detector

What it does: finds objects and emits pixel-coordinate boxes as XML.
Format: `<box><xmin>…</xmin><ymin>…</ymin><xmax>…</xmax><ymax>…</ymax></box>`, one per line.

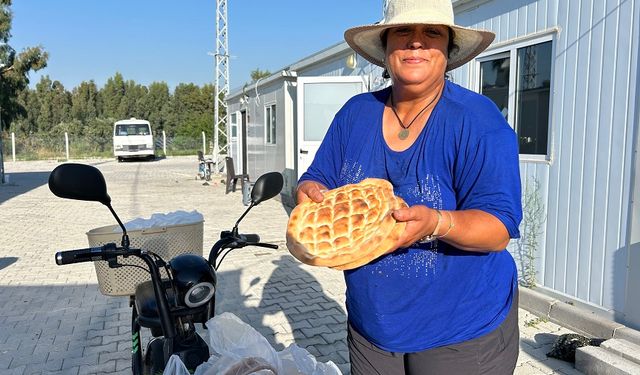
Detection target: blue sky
<box><xmin>10</xmin><ymin>0</ymin><xmax>382</xmax><ymax>92</ymax></box>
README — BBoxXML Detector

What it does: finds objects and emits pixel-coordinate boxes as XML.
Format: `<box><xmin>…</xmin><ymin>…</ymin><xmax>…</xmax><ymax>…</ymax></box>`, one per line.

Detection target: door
<box><xmin>296</xmin><ymin>76</ymin><xmax>367</xmax><ymax>180</ymax></box>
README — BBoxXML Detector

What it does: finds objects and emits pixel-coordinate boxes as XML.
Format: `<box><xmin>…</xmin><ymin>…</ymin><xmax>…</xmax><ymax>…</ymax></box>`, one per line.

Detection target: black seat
<box><xmin>225</xmin><ymin>157</ymin><xmax>249</xmax><ymax>194</ymax></box>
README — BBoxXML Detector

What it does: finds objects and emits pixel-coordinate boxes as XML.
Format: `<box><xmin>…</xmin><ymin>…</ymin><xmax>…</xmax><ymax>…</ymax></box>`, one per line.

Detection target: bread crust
<box><xmin>286</xmin><ymin>178</ymin><xmax>407</xmax><ymax>270</ymax></box>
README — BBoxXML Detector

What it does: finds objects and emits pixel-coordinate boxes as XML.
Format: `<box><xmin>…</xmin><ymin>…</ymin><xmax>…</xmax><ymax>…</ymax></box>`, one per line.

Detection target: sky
<box><xmin>9</xmin><ymin>0</ymin><xmax>383</xmax><ymax>93</ymax></box>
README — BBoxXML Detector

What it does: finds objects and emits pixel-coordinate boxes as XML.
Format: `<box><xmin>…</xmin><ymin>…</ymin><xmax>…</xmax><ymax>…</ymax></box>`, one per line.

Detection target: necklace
<box><xmin>390</xmin><ymin>91</ymin><xmax>440</xmax><ymax>140</ymax></box>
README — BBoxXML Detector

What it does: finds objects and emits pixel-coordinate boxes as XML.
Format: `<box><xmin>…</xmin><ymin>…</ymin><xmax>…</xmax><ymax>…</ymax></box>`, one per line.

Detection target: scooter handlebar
<box><xmin>55</xmin><ymin>243</ymin><xmax>120</xmax><ymax>265</ymax></box>
<box><xmin>241</xmin><ymin>233</ymin><xmax>260</xmax><ymax>244</ymax></box>
<box><xmin>238</xmin><ymin>234</ymin><xmax>278</xmax><ymax>249</ymax></box>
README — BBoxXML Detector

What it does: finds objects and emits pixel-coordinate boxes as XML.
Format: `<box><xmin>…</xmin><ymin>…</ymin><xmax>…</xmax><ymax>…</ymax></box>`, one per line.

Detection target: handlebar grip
<box><xmin>55</xmin><ymin>243</ymin><xmax>117</xmax><ymax>265</ymax></box>
<box><xmin>242</xmin><ymin>234</ymin><xmax>260</xmax><ymax>243</ymax></box>
<box><xmin>259</xmin><ymin>243</ymin><xmax>279</xmax><ymax>249</ymax></box>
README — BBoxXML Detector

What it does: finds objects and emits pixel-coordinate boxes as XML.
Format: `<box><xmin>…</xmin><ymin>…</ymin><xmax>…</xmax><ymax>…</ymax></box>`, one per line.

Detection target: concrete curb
<box><xmin>519</xmin><ymin>287</ymin><xmax>640</xmax><ymax>346</ymax></box>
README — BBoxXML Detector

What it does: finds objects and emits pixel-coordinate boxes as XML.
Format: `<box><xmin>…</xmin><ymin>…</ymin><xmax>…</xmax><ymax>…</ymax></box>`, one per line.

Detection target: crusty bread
<box><xmin>286</xmin><ymin>178</ymin><xmax>407</xmax><ymax>270</ymax></box>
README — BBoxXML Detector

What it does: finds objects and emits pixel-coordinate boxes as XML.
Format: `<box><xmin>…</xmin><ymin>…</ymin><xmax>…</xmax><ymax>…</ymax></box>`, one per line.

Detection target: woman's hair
<box><xmin>379</xmin><ymin>26</ymin><xmax>459</xmax><ymax>78</ymax></box>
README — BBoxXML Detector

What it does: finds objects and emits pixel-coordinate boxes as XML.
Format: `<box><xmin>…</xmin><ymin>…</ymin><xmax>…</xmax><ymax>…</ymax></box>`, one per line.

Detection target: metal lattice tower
<box><xmin>214</xmin><ymin>0</ymin><xmax>229</xmax><ymax>173</ymax></box>
<box><xmin>522</xmin><ymin>45</ymin><xmax>538</xmax><ymax>89</ymax></box>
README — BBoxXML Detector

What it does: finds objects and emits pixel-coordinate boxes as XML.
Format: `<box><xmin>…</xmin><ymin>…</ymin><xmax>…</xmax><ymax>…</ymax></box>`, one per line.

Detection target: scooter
<box><xmin>49</xmin><ymin>163</ymin><xmax>284</xmax><ymax>374</ymax></box>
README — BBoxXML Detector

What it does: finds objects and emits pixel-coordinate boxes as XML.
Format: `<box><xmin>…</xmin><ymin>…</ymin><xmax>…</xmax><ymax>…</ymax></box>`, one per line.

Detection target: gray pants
<box><xmin>347</xmin><ymin>295</ymin><xmax>519</xmax><ymax>375</ymax></box>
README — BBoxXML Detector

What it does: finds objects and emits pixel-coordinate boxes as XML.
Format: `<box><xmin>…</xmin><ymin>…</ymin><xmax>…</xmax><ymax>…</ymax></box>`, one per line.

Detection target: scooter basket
<box><xmin>86</xmin><ymin>221</ymin><xmax>204</xmax><ymax>296</ymax></box>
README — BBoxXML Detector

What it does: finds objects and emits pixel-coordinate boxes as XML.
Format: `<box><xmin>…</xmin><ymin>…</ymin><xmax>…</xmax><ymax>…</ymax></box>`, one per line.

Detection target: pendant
<box><xmin>398</xmin><ymin>128</ymin><xmax>410</xmax><ymax>140</ymax></box>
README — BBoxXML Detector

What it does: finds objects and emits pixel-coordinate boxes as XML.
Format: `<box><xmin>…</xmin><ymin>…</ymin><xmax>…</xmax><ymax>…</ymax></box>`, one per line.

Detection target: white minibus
<box><xmin>113</xmin><ymin>118</ymin><xmax>155</xmax><ymax>161</ymax></box>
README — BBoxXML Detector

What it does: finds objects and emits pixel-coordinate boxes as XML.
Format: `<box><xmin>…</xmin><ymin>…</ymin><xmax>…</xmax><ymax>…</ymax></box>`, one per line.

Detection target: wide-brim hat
<box><xmin>344</xmin><ymin>0</ymin><xmax>495</xmax><ymax>71</ymax></box>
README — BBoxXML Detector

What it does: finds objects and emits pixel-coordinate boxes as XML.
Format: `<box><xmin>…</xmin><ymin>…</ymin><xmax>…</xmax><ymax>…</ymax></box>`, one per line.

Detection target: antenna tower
<box><xmin>214</xmin><ymin>0</ymin><xmax>229</xmax><ymax>173</ymax></box>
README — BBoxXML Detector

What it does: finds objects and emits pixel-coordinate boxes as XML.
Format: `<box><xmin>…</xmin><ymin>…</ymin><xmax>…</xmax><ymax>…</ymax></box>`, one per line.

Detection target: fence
<box><xmin>1</xmin><ymin>131</ymin><xmax>219</xmax><ymax>161</ymax></box>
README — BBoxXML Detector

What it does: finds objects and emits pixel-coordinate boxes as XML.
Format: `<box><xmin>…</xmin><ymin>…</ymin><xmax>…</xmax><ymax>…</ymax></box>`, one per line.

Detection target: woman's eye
<box><xmin>395</xmin><ymin>28</ymin><xmax>411</xmax><ymax>34</ymax></box>
<box><xmin>425</xmin><ymin>28</ymin><xmax>441</xmax><ymax>36</ymax></box>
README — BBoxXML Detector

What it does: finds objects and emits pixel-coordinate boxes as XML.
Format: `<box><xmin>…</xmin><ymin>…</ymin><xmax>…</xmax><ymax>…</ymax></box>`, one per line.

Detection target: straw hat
<box><xmin>344</xmin><ymin>0</ymin><xmax>495</xmax><ymax>71</ymax></box>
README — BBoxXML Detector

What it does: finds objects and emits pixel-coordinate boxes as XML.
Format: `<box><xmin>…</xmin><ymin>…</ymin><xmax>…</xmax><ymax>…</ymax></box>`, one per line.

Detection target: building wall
<box><xmin>228</xmin><ymin>80</ymin><xmax>286</xmax><ymax>187</ymax></box>
<box><xmin>452</xmin><ymin>0</ymin><xmax>639</xmax><ymax>324</ymax></box>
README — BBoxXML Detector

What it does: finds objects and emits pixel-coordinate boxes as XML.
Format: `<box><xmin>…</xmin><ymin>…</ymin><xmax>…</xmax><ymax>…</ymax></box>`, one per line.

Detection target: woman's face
<box><xmin>384</xmin><ymin>25</ymin><xmax>449</xmax><ymax>88</ymax></box>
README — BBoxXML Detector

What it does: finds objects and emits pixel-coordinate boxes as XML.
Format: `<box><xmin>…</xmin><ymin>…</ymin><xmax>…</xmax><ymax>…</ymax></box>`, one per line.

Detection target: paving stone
<box><xmin>0</xmin><ymin>158</ymin><xmax>609</xmax><ymax>374</ymax></box>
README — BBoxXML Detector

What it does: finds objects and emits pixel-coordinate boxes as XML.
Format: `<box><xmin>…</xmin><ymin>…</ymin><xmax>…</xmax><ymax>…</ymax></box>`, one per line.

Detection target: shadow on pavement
<box><xmin>0</xmin><ymin>171</ymin><xmax>51</xmax><ymax>205</ymax></box>
<box><xmin>215</xmin><ymin>254</ymin><xmax>349</xmax><ymax>372</ymax></box>
<box><xmin>0</xmin><ymin>257</ymin><xmax>18</xmax><ymax>271</ymax></box>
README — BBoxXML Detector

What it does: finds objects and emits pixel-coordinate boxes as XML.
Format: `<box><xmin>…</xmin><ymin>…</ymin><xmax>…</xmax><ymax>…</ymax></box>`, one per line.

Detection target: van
<box><xmin>113</xmin><ymin>118</ymin><xmax>155</xmax><ymax>161</ymax></box>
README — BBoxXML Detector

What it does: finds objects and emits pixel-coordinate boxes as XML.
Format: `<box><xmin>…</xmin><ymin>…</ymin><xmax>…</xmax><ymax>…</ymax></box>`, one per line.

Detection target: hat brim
<box><xmin>344</xmin><ymin>23</ymin><xmax>495</xmax><ymax>71</ymax></box>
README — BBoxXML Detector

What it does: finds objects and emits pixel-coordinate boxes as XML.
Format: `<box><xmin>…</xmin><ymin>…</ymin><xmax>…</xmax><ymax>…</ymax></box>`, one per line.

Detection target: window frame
<box><xmin>264</xmin><ymin>103</ymin><xmax>277</xmax><ymax>145</ymax></box>
<box><xmin>474</xmin><ymin>29</ymin><xmax>558</xmax><ymax>162</ymax></box>
<box><xmin>230</xmin><ymin>112</ymin><xmax>238</xmax><ymax>139</ymax></box>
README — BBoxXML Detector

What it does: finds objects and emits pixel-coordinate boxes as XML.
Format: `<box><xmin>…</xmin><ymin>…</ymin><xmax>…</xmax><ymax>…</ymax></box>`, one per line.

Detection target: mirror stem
<box><xmin>232</xmin><ymin>202</ymin><xmax>255</xmax><ymax>236</ymax></box>
<box><xmin>106</xmin><ymin>203</ymin><xmax>130</xmax><ymax>249</ymax></box>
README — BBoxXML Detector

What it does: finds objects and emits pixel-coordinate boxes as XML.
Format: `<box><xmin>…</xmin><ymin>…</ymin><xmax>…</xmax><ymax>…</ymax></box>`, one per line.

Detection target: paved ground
<box><xmin>0</xmin><ymin>157</ymin><xmax>584</xmax><ymax>374</ymax></box>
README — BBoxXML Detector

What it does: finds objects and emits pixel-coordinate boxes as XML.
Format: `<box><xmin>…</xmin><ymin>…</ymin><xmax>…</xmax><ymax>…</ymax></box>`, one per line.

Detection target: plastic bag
<box><xmin>278</xmin><ymin>345</ymin><xmax>342</xmax><ymax>375</ymax></box>
<box><xmin>163</xmin><ymin>354</ymin><xmax>191</xmax><ymax>375</ymax></box>
<box><xmin>191</xmin><ymin>312</ymin><xmax>342</xmax><ymax>375</ymax></box>
<box><xmin>206</xmin><ymin>312</ymin><xmax>282</xmax><ymax>371</ymax></box>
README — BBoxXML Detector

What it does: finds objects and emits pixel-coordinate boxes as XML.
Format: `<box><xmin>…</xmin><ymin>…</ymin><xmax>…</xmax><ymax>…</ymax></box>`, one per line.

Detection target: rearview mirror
<box><xmin>250</xmin><ymin>172</ymin><xmax>284</xmax><ymax>205</ymax></box>
<box><xmin>48</xmin><ymin>163</ymin><xmax>111</xmax><ymax>206</ymax></box>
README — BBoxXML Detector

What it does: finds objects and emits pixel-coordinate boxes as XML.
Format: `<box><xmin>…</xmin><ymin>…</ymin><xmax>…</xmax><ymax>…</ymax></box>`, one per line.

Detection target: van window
<box><xmin>115</xmin><ymin>124</ymin><xmax>150</xmax><ymax>136</ymax></box>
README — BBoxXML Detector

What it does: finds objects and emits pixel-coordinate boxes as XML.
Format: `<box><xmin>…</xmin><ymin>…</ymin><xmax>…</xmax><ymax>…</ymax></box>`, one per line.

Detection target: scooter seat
<box><xmin>134</xmin><ymin>279</ymin><xmax>177</xmax><ymax>329</ymax></box>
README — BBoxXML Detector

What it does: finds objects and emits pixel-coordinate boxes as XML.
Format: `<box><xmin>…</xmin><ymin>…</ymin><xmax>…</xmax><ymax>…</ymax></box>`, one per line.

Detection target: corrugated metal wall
<box><xmin>452</xmin><ymin>0</ymin><xmax>638</xmax><ymax>318</ymax></box>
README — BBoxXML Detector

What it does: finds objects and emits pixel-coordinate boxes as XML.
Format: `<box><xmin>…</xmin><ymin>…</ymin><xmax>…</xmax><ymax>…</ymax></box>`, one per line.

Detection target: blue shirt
<box><xmin>300</xmin><ymin>80</ymin><xmax>522</xmax><ymax>353</ymax></box>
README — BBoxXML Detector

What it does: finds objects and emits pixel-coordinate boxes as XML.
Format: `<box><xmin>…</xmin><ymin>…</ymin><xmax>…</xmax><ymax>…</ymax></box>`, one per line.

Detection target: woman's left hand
<box><xmin>391</xmin><ymin>205</ymin><xmax>439</xmax><ymax>249</ymax></box>
<box><xmin>391</xmin><ymin>206</ymin><xmax>512</xmax><ymax>252</ymax></box>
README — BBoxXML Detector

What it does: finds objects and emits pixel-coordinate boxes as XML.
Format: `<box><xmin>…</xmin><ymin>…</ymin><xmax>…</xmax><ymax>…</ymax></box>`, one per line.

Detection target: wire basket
<box><xmin>86</xmin><ymin>221</ymin><xmax>204</xmax><ymax>296</ymax></box>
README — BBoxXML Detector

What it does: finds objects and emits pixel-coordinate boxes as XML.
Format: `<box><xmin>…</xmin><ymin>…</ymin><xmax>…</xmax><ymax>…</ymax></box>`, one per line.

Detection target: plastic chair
<box><xmin>225</xmin><ymin>157</ymin><xmax>249</xmax><ymax>194</ymax></box>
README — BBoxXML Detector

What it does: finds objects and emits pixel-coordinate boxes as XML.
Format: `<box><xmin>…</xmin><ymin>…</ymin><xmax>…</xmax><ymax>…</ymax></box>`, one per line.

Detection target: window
<box><xmin>478</xmin><ymin>37</ymin><xmax>553</xmax><ymax>157</ymax></box>
<box><xmin>230</xmin><ymin>113</ymin><xmax>238</xmax><ymax>138</ymax></box>
<box><xmin>265</xmin><ymin>104</ymin><xmax>276</xmax><ymax>144</ymax></box>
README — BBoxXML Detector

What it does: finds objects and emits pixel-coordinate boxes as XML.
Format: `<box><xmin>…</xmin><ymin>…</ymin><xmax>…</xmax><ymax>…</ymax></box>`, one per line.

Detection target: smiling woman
<box><xmin>295</xmin><ymin>0</ymin><xmax>523</xmax><ymax>374</ymax></box>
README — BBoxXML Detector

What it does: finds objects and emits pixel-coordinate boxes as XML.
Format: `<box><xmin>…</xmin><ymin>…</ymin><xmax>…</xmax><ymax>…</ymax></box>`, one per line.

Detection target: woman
<box><xmin>296</xmin><ymin>0</ymin><xmax>522</xmax><ymax>374</ymax></box>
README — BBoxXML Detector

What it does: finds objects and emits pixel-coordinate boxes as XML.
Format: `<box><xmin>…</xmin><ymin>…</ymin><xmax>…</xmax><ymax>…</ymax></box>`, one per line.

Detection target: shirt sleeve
<box><xmin>454</xmin><ymin>126</ymin><xmax>523</xmax><ymax>239</ymax></box>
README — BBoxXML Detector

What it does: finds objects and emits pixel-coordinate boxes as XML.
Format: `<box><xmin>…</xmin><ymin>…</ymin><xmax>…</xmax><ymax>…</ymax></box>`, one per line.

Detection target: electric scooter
<box><xmin>49</xmin><ymin>163</ymin><xmax>284</xmax><ymax>374</ymax></box>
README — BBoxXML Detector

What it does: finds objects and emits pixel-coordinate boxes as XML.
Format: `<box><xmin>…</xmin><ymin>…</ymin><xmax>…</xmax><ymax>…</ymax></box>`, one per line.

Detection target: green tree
<box><xmin>84</xmin><ymin>117</ymin><xmax>113</xmax><ymax>152</ymax></box>
<box><xmin>0</xmin><ymin>0</ymin><xmax>48</xmax><ymax>131</ymax></box>
<box><xmin>14</xmin><ymin>87</ymin><xmax>38</xmax><ymax>133</ymax></box>
<box><xmin>34</xmin><ymin>76</ymin><xmax>71</xmax><ymax>133</ymax></box>
<box><xmin>71</xmin><ymin>80</ymin><xmax>99</xmax><ymax>124</ymax></box>
<box><xmin>250</xmin><ymin>67</ymin><xmax>271</xmax><ymax>82</ymax></box>
<box><xmin>117</xmin><ymin>79</ymin><xmax>147</xmax><ymax>119</ymax></box>
<box><xmin>139</xmin><ymin>81</ymin><xmax>171</xmax><ymax>134</ymax></box>
<box><xmin>100</xmin><ymin>72</ymin><xmax>125</xmax><ymax>118</ymax></box>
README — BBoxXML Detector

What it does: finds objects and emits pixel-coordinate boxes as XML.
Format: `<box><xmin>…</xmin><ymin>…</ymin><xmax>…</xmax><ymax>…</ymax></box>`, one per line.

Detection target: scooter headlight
<box><xmin>168</xmin><ymin>253</ymin><xmax>217</xmax><ymax>308</ymax></box>
<box><xmin>185</xmin><ymin>282</ymin><xmax>215</xmax><ymax>307</ymax></box>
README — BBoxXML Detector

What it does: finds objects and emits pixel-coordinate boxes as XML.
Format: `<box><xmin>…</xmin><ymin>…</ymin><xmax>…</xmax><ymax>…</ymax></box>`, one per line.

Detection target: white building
<box><xmin>226</xmin><ymin>0</ymin><xmax>640</xmax><ymax>330</ymax></box>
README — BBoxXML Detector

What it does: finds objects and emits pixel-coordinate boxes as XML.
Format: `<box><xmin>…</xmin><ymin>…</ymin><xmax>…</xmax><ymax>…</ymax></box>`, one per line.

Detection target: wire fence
<box><xmin>1</xmin><ymin>132</ymin><xmax>218</xmax><ymax>161</ymax></box>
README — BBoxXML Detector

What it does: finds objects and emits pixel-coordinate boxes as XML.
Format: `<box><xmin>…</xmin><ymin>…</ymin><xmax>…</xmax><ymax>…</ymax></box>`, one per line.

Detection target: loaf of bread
<box><xmin>286</xmin><ymin>178</ymin><xmax>407</xmax><ymax>270</ymax></box>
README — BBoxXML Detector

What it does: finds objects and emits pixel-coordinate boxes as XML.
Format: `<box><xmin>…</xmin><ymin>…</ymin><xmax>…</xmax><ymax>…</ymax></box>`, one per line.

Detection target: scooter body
<box><xmin>49</xmin><ymin>163</ymin><xmax>283</xmax><ymax>374</ymax></box>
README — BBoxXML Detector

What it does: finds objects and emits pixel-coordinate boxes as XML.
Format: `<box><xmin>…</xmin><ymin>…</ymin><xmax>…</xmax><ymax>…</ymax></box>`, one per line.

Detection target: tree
<box><xmin>117</xmin><ymin>79</ymin><xmax>147</xmax><ymax>120</ymax></box>
<box><xmin>100</xmin><ymin>72</ymin><xmax>125</xmax><ymax>119</ymax></box>
<box><xmin>250</xmin><ymin>68</ymin><xmax>271</xmax><ymax>82</ymax></box>
<box><xmin>71</xmin><ymin>80</ymin><xmax>99</xmax><ymax>124</ymax></box>
<box><xmin>0</xmin><ymin>0</ymin><xmax>48</xmax><ymax>183</ymax></box>
<box><xmin>0</xmin><ymin>1</ymin><xmax>48</xmax><ymax>131</ymax></box>
<box><xmin>33</xmin><ymin>76</ymin><xmax>71</xmax><ymax>133</ymax></box>
<box><xmin>140</xmin><ymin>81</ymin><xmax>171</xmax><ymax>134</ymax></box>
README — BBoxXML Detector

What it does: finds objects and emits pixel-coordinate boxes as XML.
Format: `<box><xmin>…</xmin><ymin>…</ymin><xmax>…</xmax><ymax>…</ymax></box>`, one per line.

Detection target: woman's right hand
<box><xmin>296</xmin><ymin>180</ymin><xmax>327</xmax><ymax>204</ymax></box>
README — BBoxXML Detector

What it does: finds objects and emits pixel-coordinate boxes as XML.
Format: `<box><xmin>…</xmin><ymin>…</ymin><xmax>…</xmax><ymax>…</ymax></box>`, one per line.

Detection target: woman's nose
<box><xmin>408</xmin><ymin>39</ymin><xmax>423</xmax><ymax>49</ymax></box>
